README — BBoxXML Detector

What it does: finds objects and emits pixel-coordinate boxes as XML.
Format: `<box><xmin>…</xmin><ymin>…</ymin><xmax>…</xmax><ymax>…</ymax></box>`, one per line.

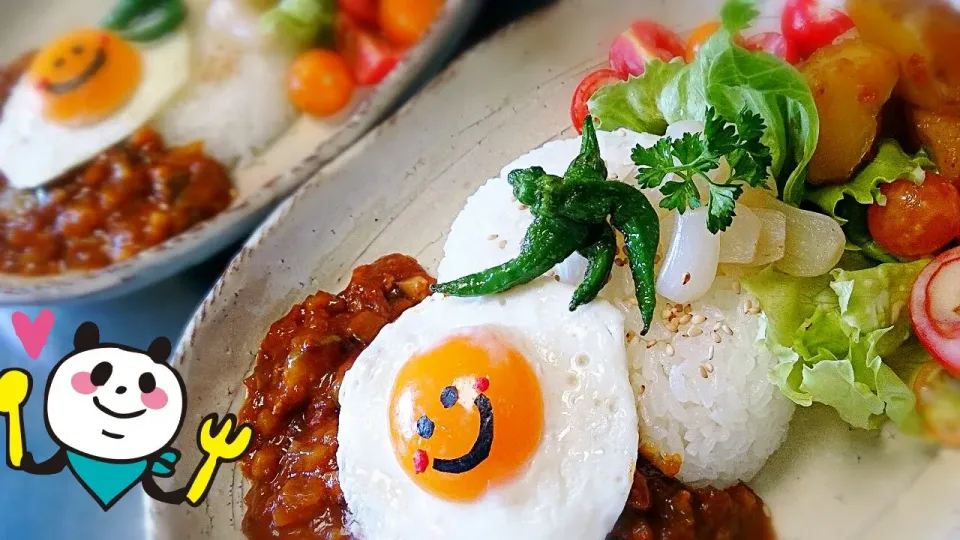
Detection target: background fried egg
<box><xmin>337</xmin><ymin>281</ymin><xmax>638</xmax><ymax>540</ymax></box>
<box><xmin>0</xmin><ymin>31</ymin><xmax>190</xmax><ymax>190</ymax></box>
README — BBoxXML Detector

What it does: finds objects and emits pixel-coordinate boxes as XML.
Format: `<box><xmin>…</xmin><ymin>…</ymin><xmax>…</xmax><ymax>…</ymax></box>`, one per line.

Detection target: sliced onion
<box><xmin>656</xmin><ymin>207</ymin><xmax>720</xmax><ymax>303</ymax></box>
<box><xmin>912</xmin><ymin>247</ymin><xmax>960</xmax><ymax>376</ymax></box>
<box><xmin>750</xmin><ymin>208</ymin><xmax>787</xmax><ymax>266</ymax></box>
<box><xmin>718</xmin><ymin>205</ymin><xmax>761</xmax><ymax>264</ymax></box>
<box><xmin>767</xmin><ymin>196</ymin><xmax>845</xmax><ymax>277</ymax></box>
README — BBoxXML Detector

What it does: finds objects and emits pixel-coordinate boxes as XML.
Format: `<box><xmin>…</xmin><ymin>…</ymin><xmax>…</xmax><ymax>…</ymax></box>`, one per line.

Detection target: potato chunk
<box><xmin>848</xmin><ymin>0</ymin><xmax>960</xmax><ymax>113</ymax></box>
<box><xmin>800</xmin><ymin>39</ymin><xmax>899</xmax><ymax>185</ymax></box>
<box><xmin>908</xmin><ymin>105</ymin><xmax>960</xmax><ymax>181</ymax></box>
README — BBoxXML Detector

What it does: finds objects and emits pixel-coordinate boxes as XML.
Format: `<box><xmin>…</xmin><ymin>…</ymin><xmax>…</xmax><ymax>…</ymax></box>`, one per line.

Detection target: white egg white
<box><xmin>337</xmin><ymin>281</ymin><xmax>638</xmax><ymax>540</ymax></box>
<box><xmin>0</xmin><ymin>30</ymin><xmax>190</xmax><ymax>190</ymax></box>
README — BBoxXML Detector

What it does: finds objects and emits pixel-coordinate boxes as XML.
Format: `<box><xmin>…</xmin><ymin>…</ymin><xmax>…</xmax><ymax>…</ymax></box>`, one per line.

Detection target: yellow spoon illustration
<box><xmin>0</xmin><ymin>368</ymin><xmax>32</xmax><ymax>469</ymax></box>
<box><xmin>185</xmin><ymin>413</ymin><xmax>252</xmax><ymax>506</ymax></box>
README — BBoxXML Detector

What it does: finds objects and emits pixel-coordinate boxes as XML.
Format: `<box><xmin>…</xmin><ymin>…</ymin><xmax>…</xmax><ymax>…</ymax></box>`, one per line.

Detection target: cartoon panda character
<box><xmin>0</xmin><ymin>321</ymin><xmax>252</xmax><ymax>511</ymax></box>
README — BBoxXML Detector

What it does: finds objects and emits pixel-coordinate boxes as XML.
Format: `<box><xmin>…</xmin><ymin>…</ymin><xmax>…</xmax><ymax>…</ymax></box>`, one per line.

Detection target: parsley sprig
<box><xmin>631</xmin><ymin>107</ymin><xmax>772</xmax><ymax>234</ymax></box>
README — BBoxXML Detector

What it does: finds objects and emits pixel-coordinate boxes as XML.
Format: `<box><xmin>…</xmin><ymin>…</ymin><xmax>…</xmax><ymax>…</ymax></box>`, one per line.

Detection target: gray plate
<box><xmin>158</xmin><ymin>0</ymin><xmax>960</xmax><ymax>538</ymax></box>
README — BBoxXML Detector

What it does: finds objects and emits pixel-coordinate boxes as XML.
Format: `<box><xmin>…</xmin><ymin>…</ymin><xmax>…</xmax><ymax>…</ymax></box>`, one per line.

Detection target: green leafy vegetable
<box><xmin>743</xmin><ymin>260</ymin><xmax>929</xmax><ymax>429</ymax></box>
<box><xmin>719</xmin><ymin>0</ymin><xmax>760</xmax><ymax>32</ymax></box>
<box><xmin>587</xmin><ymin>59</ymin><xmax>684</xmax><ymax>135</ymax></box>
<box><xmin>656</xmin><ymin>0</ymin><xmax>818</xmax><ymax>205</ymax></box>
<box><xmin>261</xmin><ymin>0</ymin><xmax>336</xmax><ymax>47</ymax></box>
<box><xmin>807</xmin><ymin>140</ymin><xmax>936</xmax><ymax>223</ymax></box>
<box><xmin>632</xmin><ymin>106</ymin><xmax>771</xmax><ymax>233</ymax></box>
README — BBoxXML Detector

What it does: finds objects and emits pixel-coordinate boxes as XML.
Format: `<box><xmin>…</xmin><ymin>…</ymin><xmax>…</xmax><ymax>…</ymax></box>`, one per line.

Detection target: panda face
<box><xmin>46</xmin><ymin>347</ymin><xmax>185</xmax><ymax>461</ymax></box>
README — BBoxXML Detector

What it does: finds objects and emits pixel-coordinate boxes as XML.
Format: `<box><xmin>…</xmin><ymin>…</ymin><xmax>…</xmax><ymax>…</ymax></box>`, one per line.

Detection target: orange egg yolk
<box><xmin>27</xmin><ymin>29</ymin><xmax>141</xmax><ymax>126</ymax></box>
<box><xmin>389</xmin><ymin>330</ymin><xmax>544</xmax><ymax>502</ymax></box>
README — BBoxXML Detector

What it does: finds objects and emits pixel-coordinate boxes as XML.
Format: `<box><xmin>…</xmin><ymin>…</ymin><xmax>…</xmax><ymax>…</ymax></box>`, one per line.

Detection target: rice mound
<box><xmin>438</xmin><ymin>128</ymin><xmax>795</xmax><ymax>488</ymax></box>
<box><xmin>152</xmin><ymin>2</ymin><xmax>297</xmax><ymax>166</ymax></box>
<box><xmin>583</xmin><ymin>264</ymin><xmax>796</xmax><ymax>488</ymax></box>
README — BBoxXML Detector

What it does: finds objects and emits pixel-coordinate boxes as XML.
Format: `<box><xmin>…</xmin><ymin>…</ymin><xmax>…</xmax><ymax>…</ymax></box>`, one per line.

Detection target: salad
<box><xmin>566</xmin><ymin>0</ymin><xmax>960</xmax><ymax>444</ymax></box>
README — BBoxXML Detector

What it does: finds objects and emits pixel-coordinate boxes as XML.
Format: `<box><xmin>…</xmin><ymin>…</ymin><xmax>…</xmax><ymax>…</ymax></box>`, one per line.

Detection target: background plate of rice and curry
<box><xmin>0</xmin><ymin>0</ymin><xmax>477</xmax><ymax>303</ymax></box>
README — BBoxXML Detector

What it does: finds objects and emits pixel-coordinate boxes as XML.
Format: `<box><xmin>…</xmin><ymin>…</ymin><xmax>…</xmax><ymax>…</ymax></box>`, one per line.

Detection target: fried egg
<box><xmin>0</xmin><ymin>29</ymin><xmax>190</xmax><ymax>189</ymax></box>
<box><xmin>337</xmin><ymin>281</ymin><xmax>638</xmax><ymax>540</ymax></box>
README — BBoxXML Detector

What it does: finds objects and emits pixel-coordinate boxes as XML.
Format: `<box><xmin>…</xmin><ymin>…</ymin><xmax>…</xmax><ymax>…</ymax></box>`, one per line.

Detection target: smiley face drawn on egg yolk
<box><xmin>389</xmin><ymin>330</ymin><xmax>544</xmax><ymax>502</ymax></box>
<box><xmin>27</xmin><ymin>29</ymin><xmax>141</xmax><ymax>126</ymax></box>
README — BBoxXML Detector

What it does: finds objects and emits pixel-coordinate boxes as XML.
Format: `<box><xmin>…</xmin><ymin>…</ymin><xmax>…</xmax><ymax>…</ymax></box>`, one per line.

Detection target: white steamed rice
<box><xmin>151</xmin><ymin>0</ymin><xmax>297</xmax><ymax>166</ymax></box>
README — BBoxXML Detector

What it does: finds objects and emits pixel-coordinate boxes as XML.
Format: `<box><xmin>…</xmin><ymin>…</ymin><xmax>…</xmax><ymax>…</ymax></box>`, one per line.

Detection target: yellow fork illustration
<box><xmin>185</xmin><ymin>413</ymin><xmax>252</xmax><ymax>506</ymax></box>
<box><xmin>0</xmin><ymin>368</ymin><xmax>31</xmax><ymax>469</ymax></box>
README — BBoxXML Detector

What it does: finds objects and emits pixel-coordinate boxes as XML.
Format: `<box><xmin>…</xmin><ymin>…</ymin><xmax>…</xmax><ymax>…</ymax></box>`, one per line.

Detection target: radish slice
<box><xmin>911</xmin><ymin>246</ymin><xmax>960</xmax><ymax>376</ymax></box>
<box><xmin>656</xmin><ymin>207</ymin><xmax>720</xmax><ymax>304</ymax></box>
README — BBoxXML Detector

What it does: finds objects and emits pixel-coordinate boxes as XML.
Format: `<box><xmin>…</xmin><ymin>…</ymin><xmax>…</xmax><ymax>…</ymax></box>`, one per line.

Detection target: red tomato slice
<box><xmin>741</xmin><ymin>32</ymin><xmax>800</xmax><ymax>64</ymax></box>
<box><xmin>570</xmin><ymin>68</ymin><xmax>626</xmax><ymax>133</ymax></box>
<box><xmin>608</xmin><ymin>21</ymin><xmax>685</xmax><ymax>78</ymax></box>
<box><xmin>336</xmin><ymin>13</ymin><xmax>402</xmax><ymax>86</ymax></box>
<box><xmin>781</xmin><ymin>0</ymin><xmax>855</xmax><ymax>59</ymax></box>
<box><xmin>911</xmin><ymin>246</ymin><xmax>960</xmax><ymax>376</ymax></box>
<box><xmin>338</xmin><ymin>0</ymin><xmax>380</xmax><ymax>27</ymax></box>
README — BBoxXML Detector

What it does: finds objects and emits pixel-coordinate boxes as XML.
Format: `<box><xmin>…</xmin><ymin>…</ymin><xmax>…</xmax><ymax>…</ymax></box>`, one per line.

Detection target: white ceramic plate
<box><xmin>157</xmin><ymin>0</ymin><xmax>960</xmax><ymax>539</ymax></box>
<box><xmin>0</xmin><ymin>0</ymin><xmax>478</xmax><ymax>304</ymax></box>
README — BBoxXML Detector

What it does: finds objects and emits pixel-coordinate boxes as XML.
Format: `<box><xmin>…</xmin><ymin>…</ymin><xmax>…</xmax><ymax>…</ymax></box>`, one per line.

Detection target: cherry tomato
<box><xmin>781</xmin><ymin>0</ymin><xmax>855</xmax><ymax>59</ymax></box>
<box><xmin>608</xmin><ymin>21</ymin><xmax>685</xmax><ymax>78</ymax></box>
<box><xmin>336</xmin><ymin>13</ymin><xmax>401</xmax><ymax>85</ymax></box>
<box><xmin>741</xmin><ymin>31</ymin><xmax>800</xmax><ymax>64</ymax></box>
<box><xmin>338</xmin><ymin>0</ymin><xmax>379</xmax><ymax>26</ymax></box>
<box><xmin>867</xmin><ymin>172</ymin><xmax>960</xmax><ymax>259</ymax></box>
<box><xmin>685</xmin><ymin>21</ymin><xmax>722</xmax><ymax>62</ymax></box>
<box><xmin>911</xmin><ymin>247</ymin><xmax>960</xmax><ymax>377</ymax></box>
<box><xmin>380</xmin><ymin>0</ymin><xmax>442</xmax><ymax>46</ymax></box>
<box><xmin>570</xmin><ymin>68</ymin><xmax>626</xmax><ymax>133</ymax></box>
<box><xmin>288</xmin><ymin>49</ymin><xmax>355</xmax><ymax>117</ymax></box>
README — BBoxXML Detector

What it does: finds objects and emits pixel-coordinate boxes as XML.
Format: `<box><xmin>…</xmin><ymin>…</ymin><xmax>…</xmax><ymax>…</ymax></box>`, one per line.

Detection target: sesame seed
<box><xmin>661</xmin><ymin>308</ymin><xmax>673</xmax><ymax>320</ymax></box>
<box><xmin>748</xmin><ymin>307</ymin><xmax>761</xmax><ymax>315</ymax></box>
<box><xmin>498</xmin><ymin>240</ymin><xmax>507</xmax><ymax>249</ymax></box>
<box><xmin>645</xmin><ymin>340</ymin><xmax>657</xmax><ymax>349</ymax></box>
<box><xmin>721</xmin><ymin>324</ymin><xmax>733</xmax><ymax>336</ymax></box>
<box><xmin>692</xmin><ymin>314</ymin><xmax>706</xmax><ymax>324</ymax></box>
<box><xmin>707</xmin><ymin>345</ymin><xmax>715</xmax><ymax>360</ymax></box>
<box><xmin>713</xmin><ymin>321</ymin><xmax>722</xmax><ymax>332</ymax></box>
<box><xmin>733</xmin><ymin>281</ymin><xmax>742</xmax><ymax>294</ymax></box>
<box><xmin>681</xmin><ymin>272</ymin><xmax>691</xmax><ymax>285</ymax></box>
<box><xmin>679</xmin><ymin>313</ymin><xmax>692</xmax><ymax>325</ymax></box>
<box><xmin>554</xmin><ymin>274</ymin><xmax>561</xmax><ymax>282</ymax></box>
<box><xmin>684</xmin><ymin>304</ymin><xmax>693</xmax><ymax>314</ymax></box>
<box><xmin>704</xmin><ymin>361</ymin><xmax>714</xmax><ymax>373</ymax></box>
<box><xmin>666</xmin><ymin>321</ymin><xmax>680</xmax><ymax>333</ymax></box>
<box><xmin>686</xmin><ymin>326</ymin><xmax>703</xmax><ymax>337</ymax></box>
<box><xmin>699</xmin><ymin>365</ymin><xmax>709</xmax><ymax>378</ymax></box>
<box><xmin>486</xmin><ymin>233</ymin><xmax>499</xmax><ymax>240</ymax></box>
<box><xmin>712</xmin><ymin>332</ymin><xmax>722</xmax><ymax>343</ymax></box>
<box><xmin>745</xmin><ymin>299</ymin><xmax>755</xmax><ymax>310</ymax></box>
<box><xmin>665</xmin><ymin>344</ymin><xmax>676</xmax><ymax>357</ymax></box>
<box><xmin>625</xmin><ymin>331</ymin><xmax>637</xmax><ymax>343</ymax></box>
<box><xmin>638</xmin><ymin>384</ymin><xmax>646</xmax><ymax>395</ymax></box>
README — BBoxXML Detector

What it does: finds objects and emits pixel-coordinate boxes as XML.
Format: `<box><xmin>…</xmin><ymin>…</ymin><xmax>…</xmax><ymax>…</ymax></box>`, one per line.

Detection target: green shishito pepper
<box><xmin>102</xmin><ymin>0</ymin><xmax>187</xmax><ymax>42</ymax></box>
<box><xmin>431</xmin><ymin>117</ymin><xmax>660</xmax><ymax>334</ymax></box>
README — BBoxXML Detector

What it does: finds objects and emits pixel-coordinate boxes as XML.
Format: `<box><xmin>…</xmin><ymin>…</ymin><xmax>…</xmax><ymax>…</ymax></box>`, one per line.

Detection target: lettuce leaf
<box><xmin>742</xmin><ymin>259</ymin><xmax>929</xmax><ymax>429</ymax></box>
<box><xmin>588</xmin><ymin>59</ymin><xmax>684</xmax><ymax>135</ymax></box>
<box><xmin>656</xmin><ymin>0</ymin><xmax>818</xmax><ymax>206</ymax></box>
<box><xmin>807</xmin><ymin>140</ymin><xmax>935</xmax><ymax>223</ymax></box>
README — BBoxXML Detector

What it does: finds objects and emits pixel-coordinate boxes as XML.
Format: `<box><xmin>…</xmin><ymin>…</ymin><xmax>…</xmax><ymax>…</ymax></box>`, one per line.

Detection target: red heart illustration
<box><xmin>12</xmin><ymin>310</ymin><xmax>55</xmax><ymax>360</ymax></box>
